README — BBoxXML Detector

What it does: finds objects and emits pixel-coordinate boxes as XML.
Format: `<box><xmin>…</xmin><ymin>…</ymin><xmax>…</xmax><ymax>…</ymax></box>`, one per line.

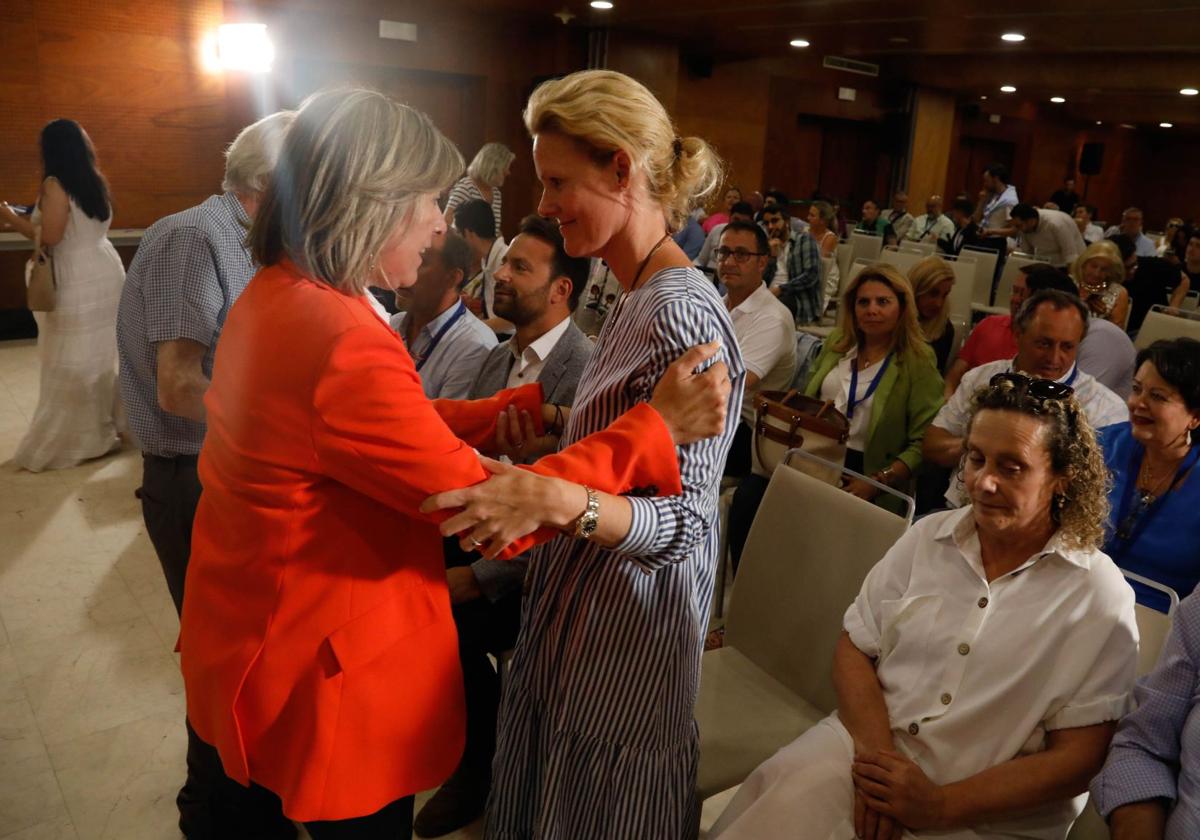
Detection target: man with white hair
<box><xmin>116</xmin><ymin>110</ymin><xmax>297</xmax><ymax>840</ymax></box>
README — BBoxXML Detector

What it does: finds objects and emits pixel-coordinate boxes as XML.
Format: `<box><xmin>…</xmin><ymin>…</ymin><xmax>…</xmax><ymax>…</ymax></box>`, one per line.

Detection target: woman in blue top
<box><xmin>1100</xmin><ymin>338</ymin><xmax>1200</xmax><ymax>608</ymax></box>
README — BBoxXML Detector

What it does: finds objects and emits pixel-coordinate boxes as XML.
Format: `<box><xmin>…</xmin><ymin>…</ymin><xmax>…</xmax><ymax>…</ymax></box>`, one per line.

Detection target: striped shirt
<box><xmin>116</xmin><ymin>192</ymin><xmax>254</xmax><ymax>456</ymax></box>
<box><xmin>444</xmin><ymin>176</ymin><xmax>502</xmax><ymax>236</ymax></box>
<box><xmin>486</xmin><ymin>266</ymin><xmax>745</xmax><ymax>839</ymax></box>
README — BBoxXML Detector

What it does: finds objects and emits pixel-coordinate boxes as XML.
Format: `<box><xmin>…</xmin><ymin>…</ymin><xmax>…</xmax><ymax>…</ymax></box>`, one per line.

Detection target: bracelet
<box><xmin>874</xmin><ymin>466</ymin><xmax>895</xmax><ymax>486</ymax></box>
<box><xmin>551</xmin><ymin>404</ymin><xmax>565</xmax><ymax>436</ymax></box>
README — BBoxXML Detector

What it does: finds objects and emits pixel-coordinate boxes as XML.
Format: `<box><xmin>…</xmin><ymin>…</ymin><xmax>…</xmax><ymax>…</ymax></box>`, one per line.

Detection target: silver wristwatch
<box><xmin>572</xmin><ymin>486</ymin><xmax>600</xmax><ymax>540</ymax></box>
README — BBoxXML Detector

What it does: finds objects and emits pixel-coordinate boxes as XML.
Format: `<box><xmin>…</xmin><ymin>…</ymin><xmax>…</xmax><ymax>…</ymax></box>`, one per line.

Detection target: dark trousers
<box><xmin>444</xmin><ymin>538</ymin><xmax>522</xmax><ymax>782</ymax></box>
<box><xmin>140</xmin><ymin>454</ymin><xmax>294</xmax><ymax>839</ymax></box>
<box><xmin>723</xmin><ymin>421</ymin><xmax>753</xmax><ymax>478</ymax></box>
<box><xmin>306</xmin><ymin>797</ymin><xmax>414</xmax><ymax>840</ymax></box>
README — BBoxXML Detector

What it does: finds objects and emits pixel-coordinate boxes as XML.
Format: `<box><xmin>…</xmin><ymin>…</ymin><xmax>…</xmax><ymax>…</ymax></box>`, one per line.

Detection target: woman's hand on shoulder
<box><xmin>648</xmin><ymin>340</ymin><xmax>731</xmax><ymax>445</ymax></box>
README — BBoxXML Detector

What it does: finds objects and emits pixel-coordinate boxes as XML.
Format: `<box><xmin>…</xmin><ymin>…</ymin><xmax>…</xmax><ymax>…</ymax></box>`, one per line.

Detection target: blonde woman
<box><xmin>714</xmin><ymin>377</ymin><xmax>1136</xmax><ymax>840</ymax></box>
<box><xmin>178</xmin><ymin>88</ymin><xmax>729</xmax><ymax>838</ymax></box>
<box><xmin>425</xmin><ymin>69</ymin><xmax>745</xmax><ymax>839</ymax></box>
<box><xmin>908</xmin><ymin>255</ymin><xmax>957</xmax><ymax>371</ymax></box>
<box><xmin>1072</xmin><ymin>239</ymin><xmax>1129</xmax><ymax>326</ymax></box>
<box><xmin>443</xmin><ymin>141</ymin><xmax>514</xmax><ymax>234</ymax></box>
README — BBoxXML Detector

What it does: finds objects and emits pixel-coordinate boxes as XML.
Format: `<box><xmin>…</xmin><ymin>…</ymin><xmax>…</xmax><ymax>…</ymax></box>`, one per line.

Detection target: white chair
<box><xmin>1182</xmin><ymin>290</ymin><xmax>1200</xmax><ymax>312</ymax></box>
<box><xmin>879</xmin><ymin>246</ymin><xmax>923</xmax><ymax>275</ymax></box>
<box><xmin>944</xmin><ymin>315</ymin><xmax>969</xmax><ymax>373</ymax></box>
<box><xmin>835</xmin><ymin>241</ymin><xmax>854</xmax><ymax>287</ymax></box>
<box><xmin>850</xmin><ymin>230</ymin><xmax>884</xmax><ymax>265</ymax></box>
<box><xmin>945</xmin><ymin>253</ymin><xmax>979</xmax><ymax>323</ymax></box>
<box><xmin>1135</xmin><ymin>305</ymin><xmax>1200</xmax><ymax>350</ymax></box>
<box><xmin>962</xmin><ymin>245</ymin><xmax>1000</xmax><ymax>311</ymax></box>
<box><xmin>990</xmin><ymin>252</ymin><xmax>1048</xmax><ymax>317</ymax></box>
<box><xmin>1064</xmin><ymin>573</ymin><xmax>1179</xmax><ymax>840</ymax></box>
<box><xmin>899</xmin><ymin>240</ymin><xmax>936</xmax><ymax>256</ymax></box>
<box><xmin>696</xmin><ymin>451</ymin><xmax>912</xmax><ymax>799</ymax></box>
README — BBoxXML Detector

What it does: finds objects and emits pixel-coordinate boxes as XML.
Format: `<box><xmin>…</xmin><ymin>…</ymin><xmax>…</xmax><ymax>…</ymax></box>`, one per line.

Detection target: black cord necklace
<box><xmin>604</xmin><ymin>233</ymin><xmax>672</xmax><ymax>334</ymax></box>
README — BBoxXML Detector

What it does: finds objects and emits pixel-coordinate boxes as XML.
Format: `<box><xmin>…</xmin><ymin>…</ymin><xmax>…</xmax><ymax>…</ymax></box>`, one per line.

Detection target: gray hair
<box><xmin>248</xmin><ymin>88</ymin><xmax>463</xmax><ymax>295</ymax></box>
<box><xmin>1014</xmin><ymin>289</ymin><xmax>1090</xmax><ymax>342</ymax></box>
<box><xmin>222</xmin><ymin>111</ymin><xmax>296</xmax><ymax>195</ymax></box>
<box><xmin>467</xmin><ymin>142</ymin><xmax>515</xmax><ymax>188</ymax></box>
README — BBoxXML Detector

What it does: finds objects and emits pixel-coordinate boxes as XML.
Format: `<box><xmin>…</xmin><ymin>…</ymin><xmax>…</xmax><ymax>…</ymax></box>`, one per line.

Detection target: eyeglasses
<box><xmin>988</xmin><ymin>371</ymin><xmax>1077</xmax><ymax>418</ymax></box>
<box><xmin>715</xmin><ymin>247</ymin><xmax>766</xmax><ymax>264</ymax></box>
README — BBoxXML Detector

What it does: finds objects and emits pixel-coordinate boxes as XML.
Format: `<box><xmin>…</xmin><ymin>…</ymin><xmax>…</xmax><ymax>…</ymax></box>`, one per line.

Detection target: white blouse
<box><xmin>844</xmin><ymin>507</ymin><xmax>1138</xmax><ymax>836</ymax></box>
<box><xmin>818</xmin><ymin>348</ymin><xmax>884</xmax><ymax>452</ymax></box>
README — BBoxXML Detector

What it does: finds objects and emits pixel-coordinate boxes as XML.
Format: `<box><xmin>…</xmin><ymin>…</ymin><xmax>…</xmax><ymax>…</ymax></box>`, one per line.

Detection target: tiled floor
<box><xmin>0</xmin><ymin>338</ymin><xmax>735</xmax><ymax>839</ymax></box>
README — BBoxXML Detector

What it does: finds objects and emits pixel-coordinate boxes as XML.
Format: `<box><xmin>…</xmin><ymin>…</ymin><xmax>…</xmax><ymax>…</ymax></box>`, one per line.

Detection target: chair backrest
<box><xmin>944</xmin><ymin>316</ymin><xmax>969</xmax><ymax>372</ymax></box>
<box><xmin>879</xmin><ymin>246</ymin><xmax>923</xmax><ymax>275</ymax></box>
<box><xmin>836</xmin><ymin>242</ymin><xmax>854</xmax><ymax>287</ymax></box>
<box><xmin>946</xmin><ymin>253</ymin><xmax>978</xmax><ymax>322</ymax></box>
<box><xmin>725</xmin><ymin>461</ymin><xmax>909</xmax><ymax>712</ymax></box>
<box><xmin>899</xmin><ymin>240</ymin><xmax>936</xmax><ymax>256</ymax></box>
<box><xmin>995</xmin><ymin>252</ymin><xmax>1047</xmax><ymax>315</ymax></box>
<box><xmin>836</xmin><ymin>258</ymin><xmax>873</xmax><ymax>301</ymax></box>
<box><xmin>1122</xmin><ymin>569</ymin><xmax>1179</xmax><ymax>676</ymax></box>
<box><xmin>850</xmin><ymin>230</ymin><xmax>884</xmax><ymax>264</ymax></box>
<box><xmin>1134</xmin><ymin>305</ymin><xmax>1200</xmax><ymax>350</ymax></box>
<box><xmin>962</xmin><ymin>245</ymin><xmax>999</xmax><ymax>307</ymax></box>
<box><xmin>1182</xmin><ymin>290</ymin><xmax>1200</xmax><ymax>312</ymax></box>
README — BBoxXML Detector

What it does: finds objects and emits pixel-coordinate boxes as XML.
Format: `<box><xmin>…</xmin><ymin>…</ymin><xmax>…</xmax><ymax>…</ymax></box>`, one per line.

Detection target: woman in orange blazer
<box><xmin>178</xmin><ymin>89</ymin><xmax>731</xmax><ymax>839</ymax></box>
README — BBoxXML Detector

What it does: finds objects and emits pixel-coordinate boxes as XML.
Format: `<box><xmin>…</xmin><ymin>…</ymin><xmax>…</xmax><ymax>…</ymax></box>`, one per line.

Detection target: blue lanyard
<box><xmin>413</xmin><ymin>302</ymin><xmax>467</xmax><ymax>372</ymax></box>
<box><xmin>1011</xmin><ymin>359</ymin><xmax>1079</xmax><ymax>389</ymax></box>
<box><xmin>847</xmin><ymin>352</ymin><xmax>892</xmax><ymax>419</ymax></box>
<box><xmin>1111</xmin><ymin>444</ymin><xmax>1200</xmax><ymax>559</ymax></box>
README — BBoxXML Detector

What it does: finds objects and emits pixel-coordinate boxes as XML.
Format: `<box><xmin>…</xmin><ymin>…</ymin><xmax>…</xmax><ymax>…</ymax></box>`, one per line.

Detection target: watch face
<box><xmin>580</xmin><ymin>514</ymin><xmax>599</xmax><ymax>538</ymax></box>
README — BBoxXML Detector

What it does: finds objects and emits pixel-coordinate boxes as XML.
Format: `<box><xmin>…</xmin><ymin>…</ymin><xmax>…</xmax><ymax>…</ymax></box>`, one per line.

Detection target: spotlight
<box><xmin>1000</xmin><ymin>85</ymin><xmax>1017</xmax><ymax>93</ymax></box>
<box><xmin>789</xmin><ymin>39</ymin><xmax>810</xmax><ymax>48</ymax></box>
<box><xmin>1001</xmin><ymin>33</ymin><xmax>1026</xmax><ymax>42</ymax></box>
<box><xmin>590</xmin><ymin>1</ymin><xmax>613</xmax><ymax>8</ymax></box>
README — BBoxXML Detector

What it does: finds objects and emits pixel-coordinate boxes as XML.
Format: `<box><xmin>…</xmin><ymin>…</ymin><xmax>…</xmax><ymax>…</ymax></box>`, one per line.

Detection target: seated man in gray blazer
<box><xmin>415</xmin><ymin>214</ymin><xmax>592</xmax><ymax>838</ymax></box>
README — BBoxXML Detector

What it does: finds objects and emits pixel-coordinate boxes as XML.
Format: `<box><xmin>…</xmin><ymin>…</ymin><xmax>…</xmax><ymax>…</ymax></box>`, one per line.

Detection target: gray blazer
<box><xmin>466</xmin><ymin>318</ymin><xmax>594</xmax><ymax>602</ymax></box>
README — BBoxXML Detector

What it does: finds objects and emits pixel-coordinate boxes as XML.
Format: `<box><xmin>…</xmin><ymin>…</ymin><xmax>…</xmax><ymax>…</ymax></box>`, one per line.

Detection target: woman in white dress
<box><xmin>0</xmin><ymin>119</ymin><xmax>125</xmax><ymax>471</ymax></box>
<box><xmin>713</xmin><ymin>373</ymin><xmax>1138</xmax><ymax>840</ymax></box>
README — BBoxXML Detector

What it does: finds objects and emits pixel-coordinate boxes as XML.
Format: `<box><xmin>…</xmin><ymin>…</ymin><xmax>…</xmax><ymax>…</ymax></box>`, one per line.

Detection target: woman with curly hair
<box><xmin>713</xmin><ymin>373</ymin><xmax>1138</xmax><ymax>840</ymax></box>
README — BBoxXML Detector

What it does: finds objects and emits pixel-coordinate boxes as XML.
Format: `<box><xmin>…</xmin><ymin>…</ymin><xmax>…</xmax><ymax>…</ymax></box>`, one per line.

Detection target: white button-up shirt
<box><xmin>845</xmin><ymin>507</ymin><xmax>1137</xmax><ymax>838</ymax></box>
<box><xmin>1017</xmin><ymin>208</ymin><xmax>1087</xmax><ymax>267</ymax></box>
<box><xmin>906</xmin><ymin>213</ymin><xmax>956</xmax><ymax>244</ymax></box>
<box><xmin>727</xmin><ymin>284</ymin><xmax>796</xmax><ymax>426</ymax></box>
<box><xmin>504</xmin><ymin>315</ymin><xmax>571</xmax><ymax>390</ymax></box>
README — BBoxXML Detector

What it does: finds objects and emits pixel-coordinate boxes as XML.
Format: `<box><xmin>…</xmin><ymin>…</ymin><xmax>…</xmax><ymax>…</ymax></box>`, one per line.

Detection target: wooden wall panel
<box><xmin>907</xmin><ymin>88</ymin><xmax>955</xmax><ymax>206</ymax></box>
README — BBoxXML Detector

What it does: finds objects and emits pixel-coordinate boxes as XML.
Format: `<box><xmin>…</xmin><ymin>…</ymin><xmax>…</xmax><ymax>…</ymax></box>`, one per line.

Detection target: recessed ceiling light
<box><xmin>889</xmin><ymin>36</ymin><xmax>909</xmax><ymax>44</ymax></box>
<box><xmin>1182</xmin><ymin>88</ymin><xmax>1199</xmax><ymax>96</ymax></box>
<box><xmin>1161</xmin><ymin>122</ymin><xmax>1174</xmax><ymax>128</ymax></box>
<box><xmin>1120</xmin><ymin>123</ymin><xmax>1136</xmax><ymax>129</ymax></box>
<box><xmin>1050</xmin><ymin>96</ymin><xmax>1066</xmax><ymax>103</ymax></box>
<box><xmin>789</xmin><ymin>38</ymin><xmax>810</xmax><ymax>48</ymax></box>
<box><xmin>590</xmin><ymin>0</ymin><xmax>613</xmax><ymax>8</ymax></box>
<box><xmin>980</xmin><ymin>95</ymin><xmax>988</xmax><ymax>100</ymax></box>
<box><xmin>1001</xmin><ymin>33</ymin><xmax>1026</xmax><ymax>42</ymax></box>
<box><xmin>1096</xmin><ymin>121</ymin><xmax>1103</xmax><ymax>125</ymax></box>
<box><xmin>1000</xmin><ymin>85</ymin><xmax>1017</xmax><ymax>93</ymax></box>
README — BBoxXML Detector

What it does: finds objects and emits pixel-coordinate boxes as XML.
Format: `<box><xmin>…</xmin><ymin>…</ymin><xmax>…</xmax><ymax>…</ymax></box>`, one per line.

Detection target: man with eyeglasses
<box><xmin>762</xmin><ymin>203</ymin><xmax>823</xmax><ymax>324</ymax></box>
<box><xmin>923</xmin><ymin>289</ymin><xmax>1127</xmax><ymax>505</ymax></box>
<box><xmin>719</xmin><ymin>220</ymin><xmax>797</xmax><ymax>476</ymax></box>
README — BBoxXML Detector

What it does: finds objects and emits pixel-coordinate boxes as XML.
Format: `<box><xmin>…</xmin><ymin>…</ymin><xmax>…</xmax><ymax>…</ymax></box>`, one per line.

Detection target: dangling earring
<box><xmin>1051</xmin><ymin>492</ymin><xmax>1066</xmax><ymax>522</ymax></box>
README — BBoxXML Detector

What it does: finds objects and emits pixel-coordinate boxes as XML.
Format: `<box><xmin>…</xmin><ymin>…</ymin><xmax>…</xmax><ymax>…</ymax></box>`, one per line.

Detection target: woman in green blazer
<box><xmin>803</xmin><ymin>263</ymin><xmax>944</xmax><ymax>512</ymax></box>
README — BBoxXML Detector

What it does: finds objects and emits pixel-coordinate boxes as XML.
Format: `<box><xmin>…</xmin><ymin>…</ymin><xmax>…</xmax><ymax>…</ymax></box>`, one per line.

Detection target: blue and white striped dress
<box><xmin>485</xmin><ymin>266</ymin><xmax>745</xmax><ymax>840</ymax></box>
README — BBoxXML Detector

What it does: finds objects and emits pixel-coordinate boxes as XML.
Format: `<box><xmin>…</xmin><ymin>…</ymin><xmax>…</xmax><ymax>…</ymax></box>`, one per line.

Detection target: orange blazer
<box><xmin>179</xmin><ymin>262</ymin><xmax>681</xmax><ymax>822</ymax></box>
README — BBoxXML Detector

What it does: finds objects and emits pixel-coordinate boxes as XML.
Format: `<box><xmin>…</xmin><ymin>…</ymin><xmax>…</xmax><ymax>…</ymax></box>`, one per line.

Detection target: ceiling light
<box><xmin>789</xmin><ymin>38</ymin><xmax>810</xmax><ymax>48</ymax></box>
<box><xmin>889</xmin><ymin>36</ymin><xmax>909</xmax><ymax>44</ymax></box>
<box><xmin>980</xmin><ymin>95</ymin><xmax>988</xmax><ymax>100</ymax></box>
<box><xmin>1001</xmin><ymin>33</ymin><xmax>1026</xmax><ymax>42</ymax></box>
<box><xmin>590</xmin><ymin>0</ymin><xmax>613</xmax><ymax>8</ymax></box>
<box><xmin>1182</xmin><ymin>88</ymin><xmax>1199</xmax><ymax>96</ymax></box>
<box><xmin>1000</xmin><ymin>85</ymin><xmax>1017</xmax><ymax>93</ymax></box>
<box><xmin>203</xmin><ymin>23</ymin><xmax>275</xmax><ymax>73</ymax></box>
<box><xmin>1161</xmin><ymin>122</ymin><xmax>1174</xmax><ymax>128</ymax></box>
<box><xmin>1096</xmin><ymin>121</ymin><xmax>1103</xmax><ymax>125</ymax></box>
<box><xmin>1050</xmin><ymin>96</ymin><xmax>1065</xmax><ymax>103</ymax></box>
<box><xmin>1120</xmin><ymin>123</ymin><xmax>1136</xmax><ymax>129</ymax></box>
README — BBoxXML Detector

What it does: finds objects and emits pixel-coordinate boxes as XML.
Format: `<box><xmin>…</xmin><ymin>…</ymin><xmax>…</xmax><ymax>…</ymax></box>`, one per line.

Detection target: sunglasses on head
<box><xmin>987</xmin><ymin>372</ymin><xmax>1077</xmax><ymax>427</ymax></box>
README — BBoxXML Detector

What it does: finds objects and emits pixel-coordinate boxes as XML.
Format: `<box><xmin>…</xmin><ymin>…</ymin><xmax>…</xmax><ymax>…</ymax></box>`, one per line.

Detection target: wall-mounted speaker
<box><xmin>1079</xmin><ymin>142</ymin><xmax>1105</xmax><ymax>176</ymax></box>
<box><xmin>683</xmin><ymin>52</ymin><xmax>714</xmax><ymax>79</ymax></box>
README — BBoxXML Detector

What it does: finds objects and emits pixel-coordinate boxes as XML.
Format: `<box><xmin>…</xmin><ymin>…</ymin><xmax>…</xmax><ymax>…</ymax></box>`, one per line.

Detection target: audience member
<box><xmin>940</xmin><ymin>197</ymin><xmax>981</xmax><ymax>256</ymax></box>
<box><xmin>0</xmin><ymin>119</ymin><xmax>126</xmax><ymax>472</ymax></box>
<box><xmin>713</xmin><ymin>376</ymin><xmax>1136</xmax><ymax>840</ymax></box>
<box><xmin>943</xmin><ymin>265</ymin><xmax>1032</xmax><ymax>395</ymax></box>
<box><xmin>695</xmin><ymin>200</ymin><xmax>754</xmax><ymax>272</ymax></box>
<box><xmin>673</xmin><ymin>208</ymin><xmax>706</xmax><ymax>260</ymax></box>
<box><xmin>883</xmin><ymin>190</ymin><xmax>914</xmax><ymax>241</ymax></box>
<box><xmin>703</xmin><ymin>185</ymin><xmax>742</xmax><ymax>233</ymax></box>
<box><xmin>1097</xmin><ymin>338</ymin><xmax>1200</xmax><ymax>609</ymax></box>
<box><xmin>1050</xmin><ymin>176</ymin><xmax>1080</xmax><ymax>214</ymax></box>
<box><xmin>717</xmin><ymin>220</ymin><xmax>796</xmax><ymax>477</ymax></box>
<box><xmin>1113</xmin><ymin>234</ymin><xmax>1192</xmax><ymax>333</ymax></box>
<box><xmin>807</xmin><ymin>200</ymin><xmax>841</xmax><ymax>311</ymax></box>
<box><xmin>976</xmin><ymin>163</ymin><xmax>1019</xmax><ymax>239</ymax></box>
<box><xmin>391</xmin><ymin>229</ymin><xmax>497</xmax><ymax>399</ymax></box>
<box><xmin>1073</xmin><ymin>239</ymin><xmax>1129</xmax><ymax>327</ymax></box>
<box><xmin>429</xmin><ymin>68</ymin><xmax>743</xmax><ymax>840</ymax></box>
<box><xmin>1179</xmin><ymin>226</ymin><xmax>1200</xmax><ymax>289</ymax></box>
<box><xmin>413</xmin><ymin>215</ymin><xmax>593</xmax><ymax>837</ymax></box>
<box><xmin>762</xmin><ymin>202</ymin><xmax>823</xmax><ymax>323</ymax></box>
<box><xmin>908</xmin><ymin>256</ymin><xmax>957</xmax><ymax>371</ymax></box>
<box><xmin>1092</xmin><ymin>587</ymin><xmax>1200</xmax><ymax>837</ymax></box>
<box><xmin>856</xmin><ymin>198</ymin><xmax>897</xmax><ymax>246</ymax></box>
<box><xmin>454</xmin><ymin>197</ymin><xmax>512</xmax><ymax>334</ymax></box>
<box><xmin>924</xmin><ymin>290</ymin><xmax>1128</xmax><ymax>505</ymax></box>
<box><xmin>443</xmin><ymin>141</ymin><xmax>514</xmax><ymax>233</ymax></box>
<box><xmin>906</xmin><ymin>195</ymin><xmax>955</xmax><ymax>245</ymax></box>
<box><xmin>1074</xmin><ymin>204</ymin><xmax>1105</xmax><ymax>244</ymax></box>
<box><xmin>1105</xmin><ymin>207</ymin><xmax>1158</xmax><ymax>258</ymax></box>
<box><xmin>180</xmin><ymin>86</ymin><xmax>718</xmax><ymax>840</ymax></box>
<box><xmin>763</xmin><ymin>189</ymin><xmax>807</xmax><ymax>235</ymax></box>
<box><xmin>1011</xmin><ymin>202</ymin><xmax>1086</xmax><ymax>267</ymax></box>
<box><xmin>832</xmin><ymin>198</ymin><xmax>849</xmax><ymax>238</ymax></box>
<box><xmin>1158</xmin><ymin>217</ymin><xmax>1185</xmax><ymax>257</ymax></box>
<box><xmin>116</xmin><ymin>111</ymin><xmax>296</xmax><ymax>837</ymax></box>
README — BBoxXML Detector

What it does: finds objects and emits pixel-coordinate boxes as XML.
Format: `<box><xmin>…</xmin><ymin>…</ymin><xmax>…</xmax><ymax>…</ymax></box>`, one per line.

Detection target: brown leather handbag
<box><xmin>25</xmin><ymin>225</ymin><xmax>56</xmax><ymax>312</ymax></box>
<box><xmin>752</xmin><ymin>390</ymin><xmax>849</xmax><ymax>485</ymax></box>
